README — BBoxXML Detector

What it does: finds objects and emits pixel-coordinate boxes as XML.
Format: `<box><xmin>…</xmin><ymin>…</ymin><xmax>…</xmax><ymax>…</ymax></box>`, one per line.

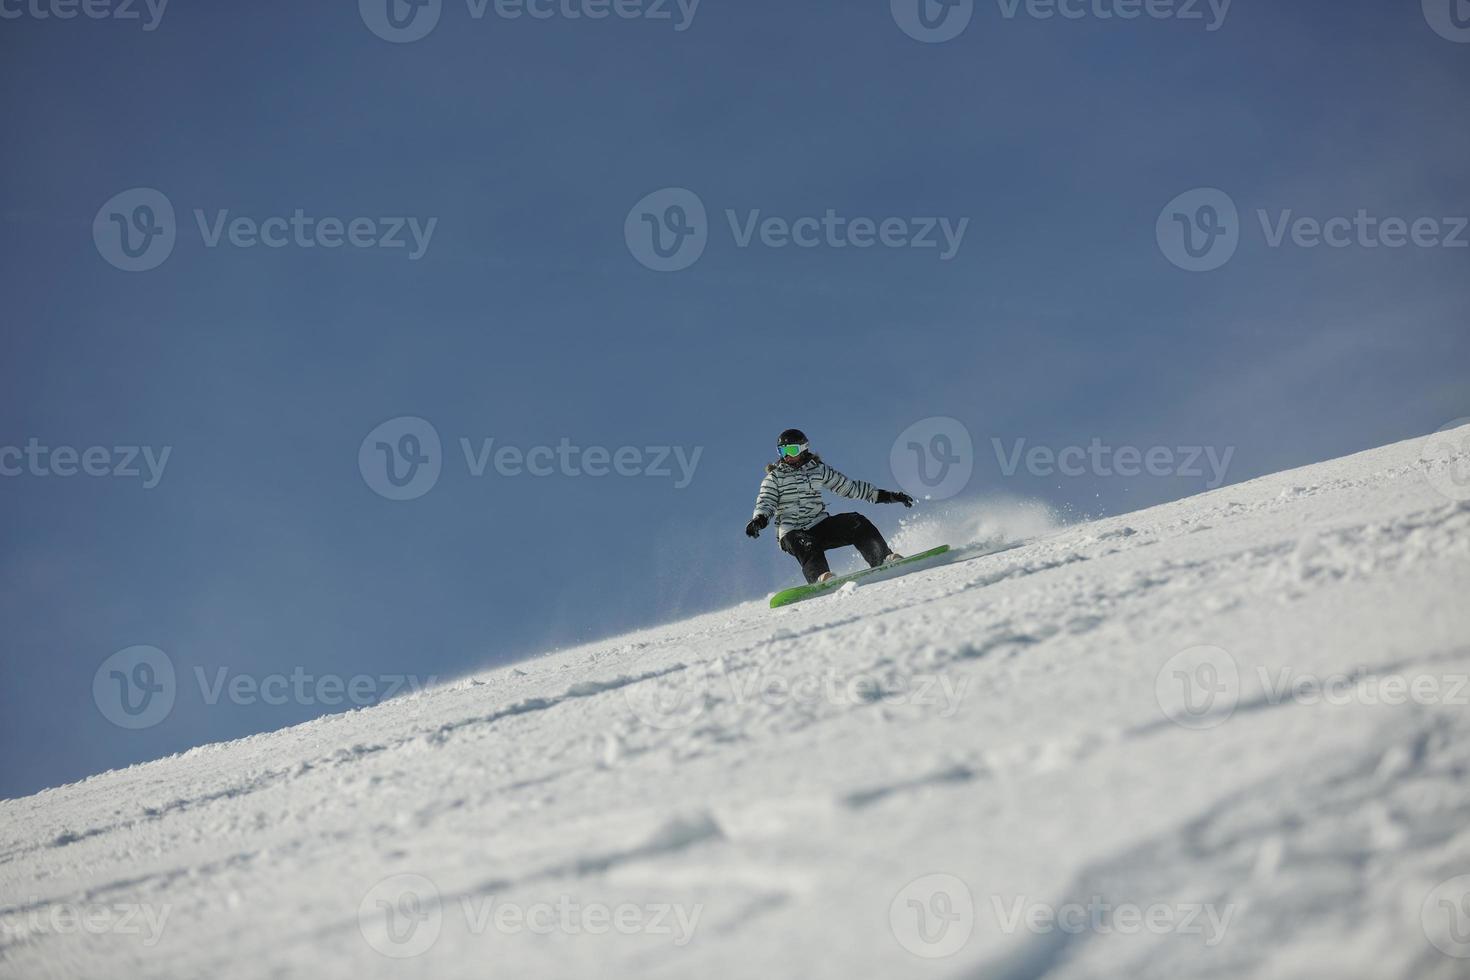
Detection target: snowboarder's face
<box><xmin>779</xmin><ymin>444</ymin><xmax>811</xmax><ymax>467</ymax></box>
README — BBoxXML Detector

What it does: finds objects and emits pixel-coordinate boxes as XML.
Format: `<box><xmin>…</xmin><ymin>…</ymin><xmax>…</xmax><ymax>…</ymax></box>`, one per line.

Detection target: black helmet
<box><xmin>777</xmin><ymin>428</ymin><xmax>808</xmax><ymax>447</ymax></box>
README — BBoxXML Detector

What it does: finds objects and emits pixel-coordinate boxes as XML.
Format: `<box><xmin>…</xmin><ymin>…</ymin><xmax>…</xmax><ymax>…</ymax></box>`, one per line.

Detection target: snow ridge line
<box><xmin>303</xmin><ymin>811</ymin><xmax>726</xmax><ymax>948</ymax></box>
<box><xmin>423</xmin><ymin>666</ymin><xmax>692</xmax><ymax>746</ymax></box>
<box><xmin>0</xmin><ymin>743</ymin><xmax>388</xmax><ymax>868</ymax></box>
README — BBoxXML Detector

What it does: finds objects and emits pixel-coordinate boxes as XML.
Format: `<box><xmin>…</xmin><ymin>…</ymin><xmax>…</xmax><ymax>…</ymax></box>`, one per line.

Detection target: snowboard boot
<box><xmin>816</xmin><ymin>571</ymin><xmax>836</xmax><ymax>583</ymax></box>
<box><xmin>883</xmin><ymin>553</ymin><xmax>904</xmax><ymax>564</ymax></box>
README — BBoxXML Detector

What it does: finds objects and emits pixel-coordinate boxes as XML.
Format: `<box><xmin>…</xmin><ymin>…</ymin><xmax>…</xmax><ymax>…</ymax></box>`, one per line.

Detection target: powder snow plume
<box><xmin>887</xmin><ymin>494</ymin><xmax>1062</xmax><ymax>558</ymax></box>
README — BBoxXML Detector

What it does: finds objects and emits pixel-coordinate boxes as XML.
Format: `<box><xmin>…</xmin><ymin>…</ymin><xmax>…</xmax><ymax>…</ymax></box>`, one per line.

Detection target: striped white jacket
<box><xmin>752</xmin><ymin>456</ymin><xmax>881</xmax><ymax>540</ymax></box>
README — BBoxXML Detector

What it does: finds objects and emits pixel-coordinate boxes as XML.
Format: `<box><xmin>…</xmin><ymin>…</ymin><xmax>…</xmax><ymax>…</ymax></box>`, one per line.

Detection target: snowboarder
<box><xmin>745</xmin><ymin>428</ymin><xmax>915</xmax><ymax>584</ymax></box>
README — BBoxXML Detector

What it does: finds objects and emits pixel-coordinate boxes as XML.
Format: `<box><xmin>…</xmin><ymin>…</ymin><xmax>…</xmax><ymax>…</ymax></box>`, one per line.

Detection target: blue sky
<box><xmin>1</xmin><ymin>0</ymin><xmax>1466</xmax><ymax>798</ymax></box>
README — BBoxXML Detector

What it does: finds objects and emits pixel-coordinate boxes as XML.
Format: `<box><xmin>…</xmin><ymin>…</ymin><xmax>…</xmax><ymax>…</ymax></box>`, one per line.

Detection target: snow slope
<box><xmin>3</xmin><ymin>426</ymin><xmax>1469</xmax><ymax>979</ymax></box>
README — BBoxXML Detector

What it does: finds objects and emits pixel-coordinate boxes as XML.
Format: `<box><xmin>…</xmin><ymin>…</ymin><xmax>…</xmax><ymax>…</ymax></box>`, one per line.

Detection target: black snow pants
<box><xmin>780</xmin><ymin>512</ymin><xmax>892</xmax><ymax>584</ymax></box>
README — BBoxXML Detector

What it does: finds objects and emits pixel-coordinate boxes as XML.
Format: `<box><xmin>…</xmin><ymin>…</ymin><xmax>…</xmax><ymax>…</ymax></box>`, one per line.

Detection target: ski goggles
<box><xmin>778</xmin><ymin>443</ymin><xmax>809</xmax><ymax>458</ymax></box>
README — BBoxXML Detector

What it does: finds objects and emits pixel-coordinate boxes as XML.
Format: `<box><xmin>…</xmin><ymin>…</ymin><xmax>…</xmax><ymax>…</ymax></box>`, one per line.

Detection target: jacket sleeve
<box><xmin>753</xmin><ymin>471</ymin><xmax>779</xmax><ymax>519</ymax></box>
<box><xmin>819</xmin><ymin>462</ymin><xmax>880</xmax><ymax>503</ymax></box>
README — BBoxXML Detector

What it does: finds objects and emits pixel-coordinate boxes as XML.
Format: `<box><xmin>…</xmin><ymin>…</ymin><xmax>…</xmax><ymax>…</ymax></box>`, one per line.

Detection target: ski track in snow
<box><xmin>2</xmin><ymin>428</ymin><xmax>1469</xmax><ymax>979</ymax></box>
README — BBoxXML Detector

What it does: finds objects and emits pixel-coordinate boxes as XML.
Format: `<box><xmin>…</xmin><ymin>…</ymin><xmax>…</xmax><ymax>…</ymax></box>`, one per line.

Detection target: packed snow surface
<box><xmin>3</xmin><ymin>426</ymin><xmax>1470</xmax><ymax>979</ymax></box>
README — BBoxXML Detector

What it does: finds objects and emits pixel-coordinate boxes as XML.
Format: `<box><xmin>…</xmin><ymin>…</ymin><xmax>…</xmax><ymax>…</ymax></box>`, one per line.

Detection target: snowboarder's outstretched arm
<box><xmin>821</xmin><ymin>463</ymin><xmax>915</xmax><ymax>508</ymax></box>
<box><xmin>818</xmin><ymin>462</ymin><xmax>880</xmax><ymax>503</ymax></box>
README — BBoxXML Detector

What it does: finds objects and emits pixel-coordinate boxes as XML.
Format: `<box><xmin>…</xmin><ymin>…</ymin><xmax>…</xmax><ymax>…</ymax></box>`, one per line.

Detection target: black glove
<box><xmin>876</xmin><ymin>489</ymin><xmax>914</xmax><ymax>507</ymax></box>
<box><xmin>745</xmin><ymin>514</ymin><xmax>769</xmax><ymax>538</ymax></box>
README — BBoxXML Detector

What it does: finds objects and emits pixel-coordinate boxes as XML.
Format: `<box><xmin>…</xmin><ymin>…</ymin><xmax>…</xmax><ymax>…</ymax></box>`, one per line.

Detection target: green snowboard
<box><xmin>769</xmin><ymin>545</ymin><xmax>952</xmax><ymax>608</ymax></box>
